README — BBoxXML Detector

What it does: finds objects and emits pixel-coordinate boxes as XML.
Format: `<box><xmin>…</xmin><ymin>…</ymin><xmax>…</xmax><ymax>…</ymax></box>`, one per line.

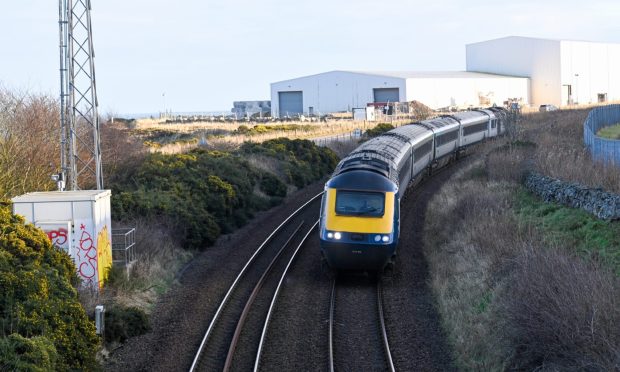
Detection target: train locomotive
<box><xmin>319</xmin><ymin>107</ymin><xmax>510</xmax><ymax>271</ymax></box>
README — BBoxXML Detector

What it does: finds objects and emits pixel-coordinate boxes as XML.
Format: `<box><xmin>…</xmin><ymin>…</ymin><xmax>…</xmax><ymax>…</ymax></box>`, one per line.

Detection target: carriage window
<box><xmin>463</xmin><ymin>122</ymin><xmax>488</xmax><ymax>136</ymax></box>
<box><xmin>414</xmin><ymin>140</ymin><xmax>432</xmax><ymax>161</ymax></box>
<box><xmin>436</xmin><ymin>130</ymin><xmax>458</xmax><ymax>146</ymax></box>
<box><xmin>335</xmin><ymin>191</ymin><xmax>385</xmax><ymax>217</ymax></box>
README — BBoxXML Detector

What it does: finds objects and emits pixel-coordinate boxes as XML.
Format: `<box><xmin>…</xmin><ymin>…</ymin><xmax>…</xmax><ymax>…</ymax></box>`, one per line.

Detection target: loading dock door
<box><xmin>278</xmin><ymin>91</ymin><xmax>303</xmax><ymax>117</ymax></box>
<box><xmin>373</xmin><ymin>88</ymin><xmax>400</xmax><ymax>103</ymax></box>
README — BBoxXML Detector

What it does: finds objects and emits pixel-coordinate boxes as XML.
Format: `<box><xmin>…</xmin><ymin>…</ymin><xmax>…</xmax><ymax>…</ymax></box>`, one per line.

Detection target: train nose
<box><xmin>320</xmin><ymin>240</ymin><xmax>396</xmax><ymax>271</ymax></box>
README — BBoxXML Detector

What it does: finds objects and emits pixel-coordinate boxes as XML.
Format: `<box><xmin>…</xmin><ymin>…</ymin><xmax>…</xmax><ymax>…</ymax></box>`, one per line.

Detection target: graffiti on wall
<box><xmin>46</xmin><ymin>228</ymin><xmax>68</xmax><ymax>246</ymax></box>
<box><xmin>39</xmin><ymin>222</ymin><xmax>72</xmax><ymax>255</ymax></box>
<box><xmin>40</xmin><ymin>221</ymin><xmax>112</xmax><ymax>289</ymax></box>
<box><xmin>76</xmin><ymin>223</ymin><xmax>98</xmax><ymax>287</ymax></box>
<box><xmin>96</xmin><ymin>225</ymin><xmax>113</xmax><ymax>287</ymax></box>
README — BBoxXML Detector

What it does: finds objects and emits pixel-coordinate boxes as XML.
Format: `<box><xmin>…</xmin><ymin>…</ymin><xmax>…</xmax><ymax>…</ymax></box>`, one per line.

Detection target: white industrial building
<box><xmin>270</xmin><ymin>70</ymin><xmax>529</xmax><ymax>118</ymax></box>
<box><xmin>270</xmin><ymin>36</ymin><xmax>620</xmax><ymax>118</ymax></box>
<box><xmin>467</xmin><ymin>36</ymin><xmax>620</xmax><ymax>107</ymax></box>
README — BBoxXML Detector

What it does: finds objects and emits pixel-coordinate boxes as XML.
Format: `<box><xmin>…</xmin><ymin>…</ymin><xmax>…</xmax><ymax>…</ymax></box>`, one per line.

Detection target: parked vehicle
<box><xmin>539</xmin><ymin>104</ymin><xmax>559</xmax><ymax>112</ymax></box>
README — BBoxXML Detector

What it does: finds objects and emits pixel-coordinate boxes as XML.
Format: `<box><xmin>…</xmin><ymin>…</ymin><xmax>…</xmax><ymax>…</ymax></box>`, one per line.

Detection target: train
<box><xmin>319</xmin><ymin>107</ymin><xmax>512</xmax><ymax>271</ymax></box>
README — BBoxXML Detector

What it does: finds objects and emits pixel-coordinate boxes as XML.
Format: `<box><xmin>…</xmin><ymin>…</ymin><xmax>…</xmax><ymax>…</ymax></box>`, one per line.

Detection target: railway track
<box><xmin>328</xmin><ymin>274</ymin><xmax>395</xmax><ymax>372</ymax></box>
<box><xmin>189</xmin><ymin>192</ymin><xmax>322</xmax><ymax>372</ymax></box>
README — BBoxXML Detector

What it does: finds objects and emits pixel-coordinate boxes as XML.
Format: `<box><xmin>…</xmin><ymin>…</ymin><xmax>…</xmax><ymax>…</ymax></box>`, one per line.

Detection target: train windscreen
<box><xmin>335</xmin><ymin>191</ymin><xmax>385</xmax><ymax>217</ymax></box>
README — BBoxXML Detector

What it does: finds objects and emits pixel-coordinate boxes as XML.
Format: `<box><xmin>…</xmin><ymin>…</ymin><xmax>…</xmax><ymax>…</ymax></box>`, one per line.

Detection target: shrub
<box><xmin>260</xmin><ymin>172</ymin><xmax>287</xmax><ymax>197</ymax></box>
<box><xmin>0</xmin><ymin>204</ymin><xmax>99</xmax><ymax>370</ymax></box>
<box><xmin>364</xmin><ymin>123</ymin><xmax>394</xmax><ymax>138</ymax></box>
<box><xmin>497</xmin><ymin>247</ymin><xmax>619</xmax><ymax>371</ymax></box>
<box><xmin>0</xmin><ymin>334</ymin><xmax>58</xmax><ymax>371</ymax></box>
<box><xmin>110</xmin><ymin>138</ymin><xmax>338</xmax><ymax>250</ymax></box>
<box><xmin>105</xmin><ymin>306</ymin><xmax>151</xmax><ymax>344</ymax></box>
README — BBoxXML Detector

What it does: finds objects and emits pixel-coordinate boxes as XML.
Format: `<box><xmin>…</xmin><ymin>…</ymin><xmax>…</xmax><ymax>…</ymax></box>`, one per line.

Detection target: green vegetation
<box><xmin>110</xmin><ymin>138</ymin><xmax>338</xmax><ymax>250</ymax></box>
<box><xmin>364</xmin><ymin>123</ymin><xmax>394</xmax><ymax>138</ymax></box>
<box><xmin>0</xmin><ymin>203</ymin><xmax>99</xmax><ymax>371</ymax></box>
<box><xmin>105</xmin><ymin>306</ymin><xmax>151</xmax><ymax>344</ymax></box>
<box><xmin>515</xmin><ymin>189</ymin><xmax>620</xmax><ymax>275</ymax></box>
<box><xmin>597</xmin><ymin>123</ymin><xmax>620</xmax><ymax>140</ymax></box>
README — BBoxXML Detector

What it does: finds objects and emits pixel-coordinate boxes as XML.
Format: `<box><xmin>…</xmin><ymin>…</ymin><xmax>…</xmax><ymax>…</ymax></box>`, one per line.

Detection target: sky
<box><xmin>2</xmin><ymin>0</ymin><xmax>620</xmax><ymax>116</ymax></box>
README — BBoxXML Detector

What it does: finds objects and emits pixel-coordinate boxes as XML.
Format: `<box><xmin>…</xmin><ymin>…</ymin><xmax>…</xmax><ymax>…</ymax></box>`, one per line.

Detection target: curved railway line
<box><xmin>107</xmin><ymin>156</ymin><xmax>467</xmax><ymax>371</ymax></box>
<box><xmin>189</xmin><ymin>193</ymin><xmax>322</xmax><ymax>371</ymax></box>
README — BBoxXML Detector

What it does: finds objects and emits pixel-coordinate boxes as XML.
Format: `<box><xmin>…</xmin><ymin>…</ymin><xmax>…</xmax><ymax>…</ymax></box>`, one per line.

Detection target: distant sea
<box><xmin>121</xmin><ymin>111</ymin><xmax>231</xmax><ymax>119</ymax></box>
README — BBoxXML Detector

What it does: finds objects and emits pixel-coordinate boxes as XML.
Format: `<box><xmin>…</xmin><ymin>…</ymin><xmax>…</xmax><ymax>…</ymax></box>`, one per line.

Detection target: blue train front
<box><xmin>319</xmin><ymin>169</ymin><xmax>399</xmax><ymax>271</ymax></box>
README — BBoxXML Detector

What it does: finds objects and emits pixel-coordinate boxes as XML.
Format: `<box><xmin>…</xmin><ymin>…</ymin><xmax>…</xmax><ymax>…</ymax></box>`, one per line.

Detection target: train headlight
<box><xmin>374</xmin><ymin>235</ymin><xmax>381</xmax><ymax>242</ymax></box>
<box><xmin>334</xmin><ymin>232</ymin><xmax>342</xmax><ymax>240</ymax></box>
<box><xmin>327</xmin><ymin>232</ymin><xmax>334</xmax><ymax>239</ymax></box>
<box><xmin>381</xmin><ymin>235</ymin><xmax>390</xmax><ymax>243</ymax></box>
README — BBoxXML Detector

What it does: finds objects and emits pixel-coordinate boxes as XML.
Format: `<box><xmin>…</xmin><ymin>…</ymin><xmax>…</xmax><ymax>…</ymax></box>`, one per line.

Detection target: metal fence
<box><xmin>112</xmin><ymin>227</ymin><xmax>136</xmax><ymax>267</ymax></box>
<box><xmin>584</xmin><ymin>104</ymin><xmax>620</xmax><ymax>166</ymax></box>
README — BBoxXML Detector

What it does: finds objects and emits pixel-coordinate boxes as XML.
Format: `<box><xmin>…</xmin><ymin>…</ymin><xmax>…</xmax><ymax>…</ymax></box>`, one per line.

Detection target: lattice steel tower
<box><xmin>58</xmin><ymin>0</ymin><xmax>103</xmax><ymax>190</ymax></box>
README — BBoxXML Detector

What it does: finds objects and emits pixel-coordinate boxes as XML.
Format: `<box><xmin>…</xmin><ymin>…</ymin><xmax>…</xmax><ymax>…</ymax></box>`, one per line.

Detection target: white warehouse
<box><xmin>270</xmin><ymin>70</ymin><xmax>529</xmax><ymax>118</ymax></box>
<box><xmin>467</xmin><ymin>36</ymin><xmax>620</xmax><ymax>107</ymax></box>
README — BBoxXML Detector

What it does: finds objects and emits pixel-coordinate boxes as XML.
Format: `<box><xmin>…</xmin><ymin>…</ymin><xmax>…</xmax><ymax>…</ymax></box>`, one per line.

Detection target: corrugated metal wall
<box><xmin>584</xmin><ymin>104</ymin><xmax>620</xmax><ymax>166</ymax></box>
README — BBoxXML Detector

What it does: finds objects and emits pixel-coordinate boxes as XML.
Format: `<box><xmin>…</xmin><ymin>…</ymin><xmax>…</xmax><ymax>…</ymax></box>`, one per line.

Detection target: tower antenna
<box><xmin>58</xmin><ymin>0</ymin><xmax>103</xmax><ymax>190</ymax></box>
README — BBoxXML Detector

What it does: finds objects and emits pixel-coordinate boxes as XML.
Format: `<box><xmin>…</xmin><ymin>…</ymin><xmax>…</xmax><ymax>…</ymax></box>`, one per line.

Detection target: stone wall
<box><xmin>524</xmin><ymin>172</ymin><xmax>620</xmax><ymax>220</ymax></box>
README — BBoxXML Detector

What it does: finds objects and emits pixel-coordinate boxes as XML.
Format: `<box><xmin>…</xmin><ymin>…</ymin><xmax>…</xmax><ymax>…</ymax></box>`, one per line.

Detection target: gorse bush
<box><xmin>111</xmin><ymin>138</ymin><xmax>338</xmax><ymax>250</ymax></box>
<box><xmin>364</xmin><ymin>123</ymin><xmax>394</xmax><ymax>138</ymax></box>
<box><xmin>241</xmin><ymin>138</ymin><xmax>339</xmax><ymax>188</ymax></box>
<box><xmin>105</xmin><ymin>305</ymin><xmax>151</xmax><ymax>344</ymax></box>
<box><xmin>0</xmin><ymin>203</ymin><xmax>99</xmax><ymax>371</ymax></box>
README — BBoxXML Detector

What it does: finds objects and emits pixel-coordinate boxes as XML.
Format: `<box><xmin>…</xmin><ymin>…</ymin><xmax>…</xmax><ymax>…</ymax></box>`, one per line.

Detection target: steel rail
<box><xmin>223</xmin><ymin>222</ymin><xmax>305</xmax><ymax>372</ymax></box>
<box><xmin>377</xmin><ymin>279</ymin><xmax>396</xmax><ymax>372</ymax></box>
<box><xmin>327</xmin><ymin>277</ymin><xmax>395</xmax><ymax>372</ymax></box>
<box><xmin>189</xmin><ymin>192</ymin><xmax>323</xmax><ymax>372</ymax></box>
<box><xmin>253</xmin><ymin>220</ymin><xmax>320</xmax><ymax>372</ymax></box>
<box><xmin>327</xmin><ymin>276</ymin><xmax>337</xmax><ymax>372</ymax></box>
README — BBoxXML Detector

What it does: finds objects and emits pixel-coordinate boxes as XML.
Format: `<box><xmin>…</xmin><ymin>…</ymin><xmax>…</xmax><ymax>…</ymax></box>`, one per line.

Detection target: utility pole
<box><xmin>57</xmin><ymin>0</ymin><xmax>103</xmax><ymax>190</ymax></box>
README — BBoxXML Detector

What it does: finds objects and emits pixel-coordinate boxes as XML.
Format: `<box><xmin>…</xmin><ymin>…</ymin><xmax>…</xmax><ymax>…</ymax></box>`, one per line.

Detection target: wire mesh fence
<box><xmin>584</xmin><ymin>104</ymin><xmax>620</xmax><ymax>166</ymax></box>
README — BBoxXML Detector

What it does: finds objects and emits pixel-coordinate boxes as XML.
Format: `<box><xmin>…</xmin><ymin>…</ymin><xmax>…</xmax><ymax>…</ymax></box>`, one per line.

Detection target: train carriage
<box><xmin>320</xmin><ymin>107</ymin><xmax>511</xmax><ymax>271</ymax></box>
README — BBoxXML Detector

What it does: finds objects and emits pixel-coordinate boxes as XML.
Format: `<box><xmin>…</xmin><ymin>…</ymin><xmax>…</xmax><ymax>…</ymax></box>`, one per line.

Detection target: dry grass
<box><xmin>424</xmin><ymin>162</ymin><xmax>523</xmax><ymax>370</ymax></box>
<box><xmin>323</xmin><ymin>138</ymin><xmax>360</xmax><ymax>159</ymax></box>
<box><xmin>519</xmin><ymin>110</ymin><xmax>620</xmax><ymax>193</ymax></box>
<box><xmin>423</xmin><ymin>129</ymin><xmax>620</xmax><ymax>370</ymax></box>
<box><xmin>79</xmin><ymin>220</ymin><xmax>192</xmax><ymax>317</ymax></box>
<box><xmin>136</xmin><ymin>119</ymin><xmax>412</xmax><ymax>154</ymax></box>
<box><xmin>498</xmin><ymin>245</ymin><xmax>620</xmax><ymax>371</ymax></box>
<box><xmin>107</xmin><ymin>220</ymin><xmax>192</xmax><ymax>311</ymax></box>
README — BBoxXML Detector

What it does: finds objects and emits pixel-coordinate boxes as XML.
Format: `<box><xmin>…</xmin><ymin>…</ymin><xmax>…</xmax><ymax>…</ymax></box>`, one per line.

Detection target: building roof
<box><xmin>272</xmin><ymin>70</ymin><xmax>527</xmax><ymax>84</ymax></box>
<box><xmin>12</xmin><ymin>190</ymin><xmax>111</xmax><ymax>203</ymax></box>
<box><xmin>346</xmin><ymin>70</ymin><xmax>526</xmax><ymax>79</ymax></box>
<box><xmin>467</xmin><ymin>35</ymin><xmax>620</xmax><ymax>47</ymax></box>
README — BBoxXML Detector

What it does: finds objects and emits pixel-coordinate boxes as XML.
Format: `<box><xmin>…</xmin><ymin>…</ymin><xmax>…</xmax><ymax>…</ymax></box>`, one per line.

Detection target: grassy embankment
<box><xmin>597</xmin><ymin>123</ymin><xmax>620</xmax><ymax>140</ymax></box>
<box><xmin>98</xmin><ymin>137</ymin><xmax>339</xmax><ymax>346</ymax></box>
<box><xmin>423</xmin><ymin>109</ymin><xmax>620</xmax><ymax>370</ymax></box>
